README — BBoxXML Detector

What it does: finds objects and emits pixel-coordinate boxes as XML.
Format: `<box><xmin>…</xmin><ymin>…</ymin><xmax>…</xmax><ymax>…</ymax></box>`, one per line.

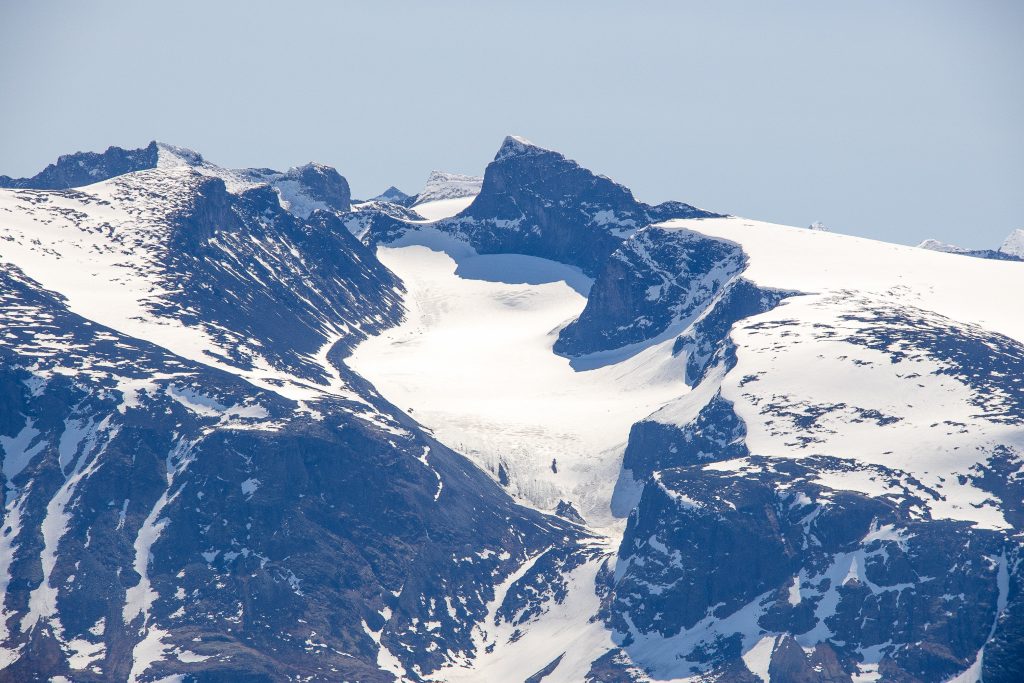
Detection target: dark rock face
<box><xmin>768</xmin><ymin>637</ymin><xmax>851</xmax><ymax>683</ymax></box>
<box><xmin>365</xmin><ymin>137</ymin><xmax>720</xmax><ymax>277</ymax></box>
<box><xmin>525</xmin><ymin>653</ymin><xmax>565</xmax><ymax>683</ymax></box>
<box><xmin>451</xmin><ymin>137</ymin><xmax>718</xmax><ymax>276</ymax></box>
<box><xmin>622</xmin><ymin>392</ymin><xmax>748</xmax><ymax>483</ymax></box>
<box><xmin>554</xmin><ymin>227</ymin><xmax>748</xmax><ymax>357</ymax></box>
<box><xmin>451</xmin><ymin>136</ymin><xmax>648</xmax><ymax>276</ymax></box>
<box><xmin>344</xmin><ymin>201</ymin><xmax>426</xmax><ymax>244</ymax></box>
<box><xmin>984</xmin><ymin>575</ymin><xmax>1024</xmax><ymax>682</ymax></box>
<box><xmin>165</xmin><ymin>175</ymin><xmax>400</xmax><ymax>364</ymax></box>
<box><xmin>0</xmin><ymin>263</ymin><xmax>579</xmax><ymax>682</ymax></box>
<box><xmin>0</xmin><ymin>141</ymin><xmax>160</xmax><ymax>189</ymax></box>
<box><xmin>957</xmin><ymin>248</ymin><xmax>1023</xmax><ymax>262</ymax></box>
<box><xmin>584</xmin><ymin>649</ymin><xmax>656</xmax><ymax>682</ymax></box>
<box><xmin>604</xmin><ymin>456</ymin><xmax>1021</xmax><ymax>682</ymax></box>
<box><xmin>673</xmin><ymin>278</ymin><xmax>793</xmax><ymax>385</ymax></box>
<box><xmin>554</xmin><ymin>500</ymin><xmax>586</xmax><ymax>525</ymax></box>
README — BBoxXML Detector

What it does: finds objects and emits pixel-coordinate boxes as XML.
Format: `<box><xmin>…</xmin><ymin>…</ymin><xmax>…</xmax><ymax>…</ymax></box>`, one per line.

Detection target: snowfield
<box><xmin>680</xmin><ymin>217</ymin><xmax>1024</xmax><ymax>343</ymax></box>
<box><xmin>409</xmin><ymin>196</ymin><xmax>476</xmax><ymax>222</ymax></box>
<box><xmin>348</xmin><ymin>229</ymin><xmax>688</xmax><ymax>525</ymax></box>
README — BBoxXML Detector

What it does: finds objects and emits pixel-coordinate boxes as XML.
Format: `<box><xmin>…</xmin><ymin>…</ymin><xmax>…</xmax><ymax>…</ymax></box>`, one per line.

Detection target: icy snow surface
<box><xmin>347</xmin><ymin>230</ymin><xmax>688</xmax><ymax>524</ymax></box>
<box><xmin>410</xmin><ymin>196</ymin><xmax>476</xmax><ymax>222</ymax></box>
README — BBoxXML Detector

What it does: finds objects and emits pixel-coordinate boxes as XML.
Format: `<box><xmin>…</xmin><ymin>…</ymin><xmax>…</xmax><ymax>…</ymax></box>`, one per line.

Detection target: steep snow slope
<box><xmin>0</xmin><ymin>166</ymin><xmax>400</xmax><ymax>406</ymax></box>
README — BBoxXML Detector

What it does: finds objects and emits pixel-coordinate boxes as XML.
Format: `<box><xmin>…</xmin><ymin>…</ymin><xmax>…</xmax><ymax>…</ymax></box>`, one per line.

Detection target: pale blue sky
<box><xmin>1</xmin><ymin>1</ymin><xmax>1021</xmax><ymax>247</ymax></box>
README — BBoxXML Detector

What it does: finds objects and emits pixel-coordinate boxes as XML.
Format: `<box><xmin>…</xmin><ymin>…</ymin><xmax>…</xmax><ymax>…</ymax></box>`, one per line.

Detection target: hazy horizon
<box><xmin>1</xmin><ymin>0</ymin><xmax>1021</xmax><ymax>248</ymax></box>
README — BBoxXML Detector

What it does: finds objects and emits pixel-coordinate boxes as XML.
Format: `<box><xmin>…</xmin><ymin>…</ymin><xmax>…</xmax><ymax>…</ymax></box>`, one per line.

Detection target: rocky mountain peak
<box><xmin>371</xmin><ymin>185</ymin><xmax>412</xmax><ymax>204</ymax></box>
<box><xmin>155</xmin><ymin>141</ymin><xmax>205</xmax><ymax>168</ymax></box>
<box><xmin>494</xmin><ymin>134</ymin><xmax>549</xmax><ymax>161</ymax></box>
<box><xmin>0</xmin><ymin>140</ymin><xmax>159</xmax><ymax>189</ymax></box>
<box><xmin>274</xmin><ymin>162</ymin><xmax>352</xmax><ymax>216</ymax></box>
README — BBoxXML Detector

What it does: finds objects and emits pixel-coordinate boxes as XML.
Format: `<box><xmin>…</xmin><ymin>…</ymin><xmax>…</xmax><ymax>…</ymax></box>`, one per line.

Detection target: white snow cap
<box><xmin>154</xmin><ymin>142</ymin><xmax>205</xmax><ymax>168</ymax></box>
<box><xmin>495</xmin><ymin>135</ymin><xmax>548</xmax><ymax>161</ymax></box>
<box><xmin>413</xmin><ymin>170</ymin><xmax>483</xmax><ymax>205</ymax></box>
<box><xmin>917</xmin><ymin>239</ymin><xmax>968</xmax><ymax>254</ymax></box>
<box><xmin>999</xmin><ymin>228</ymin><xmax>1024</xmax><ymax>258</ymax></box>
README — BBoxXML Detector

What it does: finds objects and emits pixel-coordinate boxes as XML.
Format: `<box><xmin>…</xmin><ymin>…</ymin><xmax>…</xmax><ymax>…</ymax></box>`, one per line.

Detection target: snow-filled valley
<box><xmin>348</xmin><ymin>234</ymin><xmax>688</xmax><ymax>526</ymax></box>
<box><xmin>0</xmin><ymin>137</ymin><xmax>1022</xmax><ymax>683</ymax></box>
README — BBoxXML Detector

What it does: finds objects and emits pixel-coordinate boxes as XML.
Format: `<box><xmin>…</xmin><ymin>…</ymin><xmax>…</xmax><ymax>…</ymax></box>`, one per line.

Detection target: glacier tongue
<box><xmin>348</xmin><ymin>233</ymin><xmax>689</xmax><ymax>526</ymax></box>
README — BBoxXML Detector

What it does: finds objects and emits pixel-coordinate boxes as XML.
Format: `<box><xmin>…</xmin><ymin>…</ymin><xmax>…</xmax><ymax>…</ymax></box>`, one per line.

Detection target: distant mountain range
<box><xmin>0</xmin><ymin>137</ymin><xmax>1021</xmax><ymax>682</ymax></box>
<box><xmin>917</xmin><ymin>232</ymin><xmax>1024</xmax><ymax>262</ymax></box>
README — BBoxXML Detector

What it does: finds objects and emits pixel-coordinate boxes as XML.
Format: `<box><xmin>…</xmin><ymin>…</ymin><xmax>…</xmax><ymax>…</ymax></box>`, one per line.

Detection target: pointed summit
<box><xmin>1000</xmin><ymin>228</ymin><xmax>1024</xmax><ymax>258</ymax></box>
<box><xmin>370</xmin><ymin>185</ymin><xmax>413</xmax><ymax>204</ymax></box>
<box><xmin>494</xmin><ymin>134</ymin><xmax>550</xmax><ymax>161</ymax></box>
<box><xmin>424</xmin><ymin>136</ymin><xmax>721</xmax><ymax>275</ymax></box>
<box><xmin>155</xmin><ymin>141</ymin><xmax>205</xmax><ymax>168</ymax></box>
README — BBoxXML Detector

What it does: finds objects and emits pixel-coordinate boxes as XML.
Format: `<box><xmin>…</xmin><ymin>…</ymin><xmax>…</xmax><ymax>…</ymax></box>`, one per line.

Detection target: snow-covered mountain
<box><xmin>369</xmin><ymin>186</ymin><xmax>414</xmax><ymax>205</ymax></box>
<box><xmin>413</xmin><ymin>170</ymin><xmax>482</xmax><ymax>205</ymax></box>
<box><xmin>1000</xmin><ymin>229</ymin><xmax>1024</xmax><ymax>259</ymax></box>
<box><xmin>1</xmin><ymin>138</ymin><xmax>1021</xmax><ymax>682</ymax></box>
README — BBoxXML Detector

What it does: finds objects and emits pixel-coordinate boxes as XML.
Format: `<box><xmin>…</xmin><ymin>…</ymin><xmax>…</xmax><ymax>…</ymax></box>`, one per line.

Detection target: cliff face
<box><xmin>364</xmin><ymin>136</ymin><xmax>720</xmax><ymax>277</ymax></box>
<box><xmin>605</xmin><ymin>456</ymin><xmax>1021</xmax><ymax>682</ymax></box>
